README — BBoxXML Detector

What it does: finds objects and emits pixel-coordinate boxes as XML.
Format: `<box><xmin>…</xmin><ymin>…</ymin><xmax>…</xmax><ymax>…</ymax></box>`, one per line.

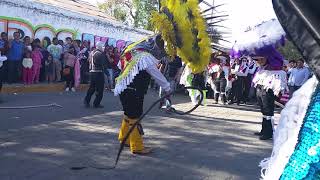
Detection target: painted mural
<box><xmin>0</xmin><ymin>16</ymin><xmax>133</xmax><ymax>50</ymax></box>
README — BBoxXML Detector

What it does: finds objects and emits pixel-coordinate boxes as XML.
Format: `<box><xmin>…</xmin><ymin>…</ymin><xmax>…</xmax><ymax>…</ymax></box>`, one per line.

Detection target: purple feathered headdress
<box><xmin>254</xmin><ymin>45</ymin><xmax>284</xmax><ymax>70</ymax></box>
<box><xmin>233</xmin><ymin>19</ymin><xmax>286</xmax><ymax>69</ymax></box>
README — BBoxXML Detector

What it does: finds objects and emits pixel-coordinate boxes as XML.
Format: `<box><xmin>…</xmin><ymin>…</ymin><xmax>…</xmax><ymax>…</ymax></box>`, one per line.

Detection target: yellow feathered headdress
<box><xmin>150</xmin><ymin>0</ymin><xmax>212</xmax><ymax>73</ymax></box>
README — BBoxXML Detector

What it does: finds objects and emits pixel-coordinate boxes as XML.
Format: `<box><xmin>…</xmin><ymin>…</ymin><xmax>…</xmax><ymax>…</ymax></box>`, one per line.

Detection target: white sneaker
<box><xmin>65</xmin><ymin>88</ymin><xmax>70</xmax><ymax>92</ymax></box>
<box><xmin>71</xmin><ymin>87</ymin><xmax>76</xmax><ymax>92</ymax></box>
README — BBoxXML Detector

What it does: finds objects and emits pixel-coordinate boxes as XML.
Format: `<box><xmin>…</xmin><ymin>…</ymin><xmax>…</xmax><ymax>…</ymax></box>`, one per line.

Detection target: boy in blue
<box><xmin>7</xmin><ymin>32</ymin><xmax>24</xmax><ymax>83</ymax></box>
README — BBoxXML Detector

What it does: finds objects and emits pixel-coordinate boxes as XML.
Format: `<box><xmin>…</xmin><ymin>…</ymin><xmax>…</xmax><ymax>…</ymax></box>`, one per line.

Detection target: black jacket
<box><xmin>89</xmin><ymin>49</ymin><xmax>109</xmax><ymax>72</ymax></box>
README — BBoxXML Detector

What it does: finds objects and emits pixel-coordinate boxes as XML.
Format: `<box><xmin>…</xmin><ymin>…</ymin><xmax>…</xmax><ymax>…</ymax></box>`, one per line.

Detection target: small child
<box><xmin>22</xmin><ymin>52</ymin><xmax>33</xmax><ymax>85</ymax></box>
<box><xmin>31</xmin><ymin>46</ymin><xmax>43</xmax><ymax>83</ymax></box>
<box><xmin>45</xmin><ymin>54</ymin><xmax>54</xmax><ymax>83</ymax></box>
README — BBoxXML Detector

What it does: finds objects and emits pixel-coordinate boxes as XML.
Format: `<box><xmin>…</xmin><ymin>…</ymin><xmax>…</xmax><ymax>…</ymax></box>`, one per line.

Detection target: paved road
<box><xmin>0</xmin><ymin>90</ymin><xmax>277</xmax><ymax>180</ymax></box>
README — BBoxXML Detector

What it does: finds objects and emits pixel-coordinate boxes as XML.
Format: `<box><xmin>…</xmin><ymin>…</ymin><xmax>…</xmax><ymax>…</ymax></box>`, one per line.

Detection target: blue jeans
<box><xmin>105</xmin><ymin>68</ymin><xmax>114</xmax><ymax>88</ymax></box>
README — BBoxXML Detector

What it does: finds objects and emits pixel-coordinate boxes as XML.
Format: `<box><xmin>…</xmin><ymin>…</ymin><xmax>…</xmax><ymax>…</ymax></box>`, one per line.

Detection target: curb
<box><xmin>2</xmin><ymin>83</ymin><xmax>89</xmax><ymax>93</ymax></box>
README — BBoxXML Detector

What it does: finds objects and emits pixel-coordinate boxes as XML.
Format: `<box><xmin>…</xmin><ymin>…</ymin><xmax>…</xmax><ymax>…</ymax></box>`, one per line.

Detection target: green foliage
<box><xmin>98</xmin><ymin>0</ymin><xmax>158</xmax><ymax>30</ymax></box>
<box><xmin>277</xmin><ymin>40</ymin><xmax>302</xmax><ymax>61</ymax></box>
<box><xmin>113</xmin><ymin>8</ymin><xmax>127</xmax><ymax>22</ymax></box>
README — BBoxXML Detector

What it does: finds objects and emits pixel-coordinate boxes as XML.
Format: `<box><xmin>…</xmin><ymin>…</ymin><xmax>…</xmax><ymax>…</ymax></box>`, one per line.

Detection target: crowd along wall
<box><xmin>0</xmin><ymin>0</ymin><xmax>152</xmax><ymax>50</ymax></box>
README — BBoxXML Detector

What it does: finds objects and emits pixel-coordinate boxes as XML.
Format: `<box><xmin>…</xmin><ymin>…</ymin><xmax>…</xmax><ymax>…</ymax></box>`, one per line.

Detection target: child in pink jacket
<box><xmin>31</xmin><ymin>46</ymin><xmax>43</xmax><ymax>83</ymax></box>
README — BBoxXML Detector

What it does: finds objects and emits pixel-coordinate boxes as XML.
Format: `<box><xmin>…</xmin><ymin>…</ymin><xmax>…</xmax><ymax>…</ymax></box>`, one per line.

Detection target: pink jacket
<box><xmin>31</xmin><ymin>49</ymin><xmax>43</xmax><ymax>66</ymax></box>
<box><xmin>74</xmin><ymin>56</ymin><xmax>81</xmax><ymax>88</ymax></box>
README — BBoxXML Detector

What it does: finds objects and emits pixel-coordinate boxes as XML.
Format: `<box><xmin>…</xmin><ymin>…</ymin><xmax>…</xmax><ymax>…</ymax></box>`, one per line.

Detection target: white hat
<box><xmin>96</xmin><ymin>41</ymin><xmax>105</xmax><ymax>51</ymax></box>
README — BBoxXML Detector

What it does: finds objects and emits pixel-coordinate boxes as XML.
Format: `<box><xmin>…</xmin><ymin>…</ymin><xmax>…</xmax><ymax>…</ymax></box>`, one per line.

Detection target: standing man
<box><xmin>287</xmin><ymin>59</ymin><xmax>310</xmax><ymax>98</ymax></box>
<box><xmin>228</xmin><ymin>58</ymin><xmax>248</xmax><ymax>105</ymax></box>
<box><xmin>47</xmin><ymin>38</ymin><xmax>63</xmax><ymax>82</ymax></box>
<box><xmin>208</xmin><ymin>56</ymin><xmax>229</xmax><ymax>104</ymax></box>
<box><xmin>0</xmin><ymin>32</ymin><xmax>9</xmax><ymax>103</ymax></box>
<box><xmin>159</xmin><ymin>55</ymin><xmax>182</xmax><ymax>98</ymax></box>
<box><xmin>246</xmin><ymin>56</ymin><xmax>257</xmax><ymax>102</ymax></box>
<box><xmin>84</xmin><ymin>42</ymin><xmax>108</xmax><ymax>108</ymax></box>
<box><xmin>7</xmin><ymin>32</ymin><xmax>24</xmax><ymax>83</ymax></box>
<box><xmin>64</xmin><ymin>37</ymin><xmax>73</xmax><ymax>53</ymax></box>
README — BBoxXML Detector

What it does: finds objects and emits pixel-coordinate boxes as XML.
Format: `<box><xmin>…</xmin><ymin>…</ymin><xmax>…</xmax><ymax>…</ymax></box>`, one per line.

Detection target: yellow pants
<box><xmin>118</xmin><ymin>116</ymin><xmax>144</xmax><ymax>153</ymax></box>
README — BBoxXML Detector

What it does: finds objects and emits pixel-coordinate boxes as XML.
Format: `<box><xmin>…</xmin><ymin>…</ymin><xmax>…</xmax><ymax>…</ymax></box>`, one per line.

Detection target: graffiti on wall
<box><xmin>0</xmin><ymin>16</ymin><xmax>133</xmax><ymax>50</ymax></box>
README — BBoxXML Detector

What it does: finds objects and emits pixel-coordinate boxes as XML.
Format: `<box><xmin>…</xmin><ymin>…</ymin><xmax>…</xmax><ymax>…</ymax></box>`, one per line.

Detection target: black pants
<box><xmin>39</xmin><ymin>60</ymin><xmax>46</xmax><ymax>82</ymax></box>
<box><xmin>228</xmin><ymin>79</ymin><xmax>239</xmax><ymax>102</ymax></box>
<box><xmin>65</xmin><ymin>66</ymin><xmax>74</xmax><ymax>88</ymax></box>
<box><xmin>244</xmin><ymin>74</ymin><xmax>252</xmax><ymax>101</ymax></box>
<box><xmin>214</xmin><ymin>78</ymin><xmax>227</xmax><ymax>93</ymax></box>
<box><xmin>80</xmin><ymin>59</ymin><xmax>89</xmax><ymax>83</ymax></box>
<box><xmin>0</xmin><ymin>64</ymin><xmax>4</xmax><ymax>91</ymax></box>
<box><xmin>119</xmin><ymin>89</ymin><xmax>144</xmax><ymax>119</ymax></box>
<box><xmin>256</xmin><ymin>85</ymin><xmax>275</xmax><ymax>116</ymax></box>
<box><xmin>192</xmin><ymin>73</ymin><xmax>206</xmax><ymax>90</ymax></box>
<box><xmin>237</xmin><ymin>76</ymin><xmax>246</xmax><ymax>102</ymax></box>
<box><xmin>8</xmin><ymin>61</ymin><xmax>21</xmax><ymax>83</ymax></box>
<box><xmin>84</xmin><ymin>72</ymin><xmax>105</xmax><ymax>106</ymax></box>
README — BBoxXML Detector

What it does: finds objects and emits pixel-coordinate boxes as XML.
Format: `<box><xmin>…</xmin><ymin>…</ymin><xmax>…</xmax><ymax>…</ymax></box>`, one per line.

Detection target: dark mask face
<box><xmin>126</xmin><ymin>34</ymin><xmax>167</xmax><ymax>60</ymax></box>
<box><xmin>150</xmin><ymin>35</ymin><xmax>166</xmax><ymax>60</ymax></box>
<box><xmin>273</xmin><ymin>0</ymin><xmax>320</xmax><ymax>80</ymax></box>
<box><xmin>144</xmin><ymin>35</ymin><xmax>166</xmax><ymax>60</ymax></box>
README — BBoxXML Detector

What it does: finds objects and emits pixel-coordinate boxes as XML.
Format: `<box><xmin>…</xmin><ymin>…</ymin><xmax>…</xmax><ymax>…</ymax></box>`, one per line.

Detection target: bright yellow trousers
<box><xmin>118</xmin><ymin>116</ymin><xmax>144</xmax><ymax>153</ymax></box>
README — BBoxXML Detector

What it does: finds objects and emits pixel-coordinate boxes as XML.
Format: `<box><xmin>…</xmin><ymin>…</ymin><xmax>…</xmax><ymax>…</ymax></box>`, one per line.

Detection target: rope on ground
<box><xmin>113</xmin><ymin>86</ymin><xmax>203</xmax><ymax>169</ymax></box>
<box><xmin>0</xmin><ymin>103</ymin><xmax>63</xmax><ymax>109</ymax></box>
<box><xmin>70</xmin><ymin>86</ymin><xmax>204</xmax><ymax>171</ymax></box>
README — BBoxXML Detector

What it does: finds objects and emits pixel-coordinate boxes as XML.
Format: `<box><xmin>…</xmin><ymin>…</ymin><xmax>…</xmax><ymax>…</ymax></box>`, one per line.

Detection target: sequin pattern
<box><xmin>280</xmin><ymin>86</ymin><xmax>320</xmax><ymax>180</ymax></box>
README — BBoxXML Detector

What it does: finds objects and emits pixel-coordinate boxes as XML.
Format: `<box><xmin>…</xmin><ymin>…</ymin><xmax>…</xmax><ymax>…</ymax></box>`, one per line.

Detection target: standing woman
<box><xmin>63</xmin><ymin>46</ymin><xmax>77</xmax><ymax>92</ymax></box>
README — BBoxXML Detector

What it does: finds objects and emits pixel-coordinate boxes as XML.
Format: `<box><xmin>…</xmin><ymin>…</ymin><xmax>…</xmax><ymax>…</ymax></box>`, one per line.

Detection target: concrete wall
<box><xmin>0</xmin><ymin>0</ymin><xmax>152</xmax><ymax>49</ymax></box>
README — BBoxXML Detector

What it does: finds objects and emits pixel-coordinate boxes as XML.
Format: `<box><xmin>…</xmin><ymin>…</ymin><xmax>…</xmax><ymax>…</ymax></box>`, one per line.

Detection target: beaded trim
<box><xmin>260</xmin><ymin>76</ymin><xmax>319</xmax><ymax>180</ymax></box>
<box><xmin>280</xmin><ymin>85</ymin><xmax>320</xmax><ymax>179</ymax></box>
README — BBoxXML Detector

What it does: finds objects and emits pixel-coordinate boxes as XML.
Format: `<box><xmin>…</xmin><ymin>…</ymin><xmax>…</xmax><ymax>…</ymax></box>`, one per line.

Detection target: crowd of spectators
<box><xmin>0</xmin><ymin>31</ymin><xmax>120</xmax><ymax>92</ymax></box>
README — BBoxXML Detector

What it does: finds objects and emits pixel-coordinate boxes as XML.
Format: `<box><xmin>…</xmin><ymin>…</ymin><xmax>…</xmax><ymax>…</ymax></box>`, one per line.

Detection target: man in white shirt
<box><xmin>288</xmin><ymin>59</ymin><xmax>310</xmax><ymax>98</ymax></box>
<box><xmin>228</xmin><ymin>58</ymin><xmax>249</xmax><ymax>105</ymax></box>
<box><xmin>247</xmin><ymin>57</ymin><xmax>258</xmax><ymax>101</ymax></box>
<box><xmin>47</xmin><ymin>38</ymin><xmax>63</xmax><ymax>81</ymax></box>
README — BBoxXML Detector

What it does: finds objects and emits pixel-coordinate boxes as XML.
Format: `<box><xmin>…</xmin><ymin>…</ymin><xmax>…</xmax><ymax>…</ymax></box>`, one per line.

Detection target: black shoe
<box><xmin>221</xmin><ymin>95</ymin><xmax>227</xmax><ymax>105</ymax></box>
<box><xmin>255</xmin><ymin>118</ymin><xmax>266</xmax><ymax>136</ymax></box>
<box><xmin>254</xmin><ymin>131</ymin><xmax>263</xmax><ymax>136</ymax></box>
<box><xmin>93</xmin><ymin>105</ymin><xmax>104</xmax><ymax>108</ymax></box>
<box><xmin>227</xmin><ymin>101</ymin><xmax>233</xmax><ymax>105</ymax></box>
<box><xmin>259</xmin><ymin>135</ymin><xmax>272</xmax><ymax>140</ymax></box>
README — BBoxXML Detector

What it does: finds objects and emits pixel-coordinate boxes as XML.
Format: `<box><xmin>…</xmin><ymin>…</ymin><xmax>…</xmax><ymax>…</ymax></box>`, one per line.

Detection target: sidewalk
<box><xmin>2</xmin><ymin>83</ymin><xmax>89</xmax><ymax>93</ymax></box>
<box><xmin>0</xmin><ymin>91</ymin><xmax>277</xmax><ymax>180</ymax></box>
